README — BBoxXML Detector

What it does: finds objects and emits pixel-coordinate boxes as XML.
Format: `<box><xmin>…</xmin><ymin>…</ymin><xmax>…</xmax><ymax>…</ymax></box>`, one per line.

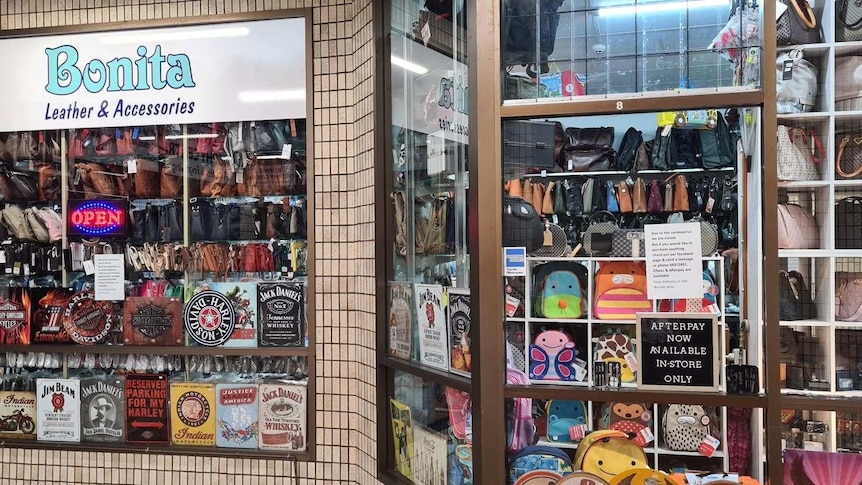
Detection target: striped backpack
<box><xmin>593</xmin><ymin>261</ymin><xmax>651</xmax><ymax>320</ymax></box>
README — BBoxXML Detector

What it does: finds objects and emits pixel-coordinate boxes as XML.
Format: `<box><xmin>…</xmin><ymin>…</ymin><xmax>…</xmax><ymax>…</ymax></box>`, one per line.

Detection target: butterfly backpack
<box><xmin>593</xmin><ymin>261</ymin><xmax>651</xmax><ymax>320</ymax></box>
<box><xmin>529</xmin><ymin>328</ymin><xmax>579</xmax><ymax>382</ymax></box>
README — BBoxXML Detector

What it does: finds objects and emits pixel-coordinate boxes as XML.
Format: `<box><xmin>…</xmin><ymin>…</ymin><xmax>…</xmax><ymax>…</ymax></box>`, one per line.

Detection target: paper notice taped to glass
<box><xmin>644</xmin><ymin>222</ymin><xmax>704</xmax><ymax>300</ymax></box>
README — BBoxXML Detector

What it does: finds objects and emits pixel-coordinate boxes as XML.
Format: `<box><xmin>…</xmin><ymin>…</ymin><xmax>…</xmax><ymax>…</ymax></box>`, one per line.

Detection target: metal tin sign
<box><xmin>123</xmin><ymin>297</ymin><xmax>182</xmax><ymax>345</ymax></box>
<box><xmin>170</xmin><ymin>382</ymin><xmax>215</xmax><ymax>447</ymax></box>
<box><xmin>67</xmin><ymin>199</ymin><xmax>128</xmax><ymax>239</ymax></box>
<box><xmin>62</xmin><ymin>290</ymin><xmax>113</xmax><ymax>345</ymax></box>
<box><xmin>80</xmin><ymin>376</ymin><xmax>125</xmax><ymax>443</ymax></box>
<box><xmin>184</xmin><ymin>290</ymin><xmax>236</xmax><ymax>347</ymax></box>
<box><xmin>31</xmin><ymin>288</ymin><xmax>75</xmax><ymax>344</ymax></box>
<box><xmin>36</xmin><ymin>378</ymin><xmax>80</xmax><ymax>442</ymax></box>
<box><xmin>125</xmin><ymin>373</ymin><xmax>169</xmax><ymax>444</ymax></box>
<box><xmin>215</xmin><ymin>383</ymin><xmax>259</xmax><ymax>449</ymax></box>
<box><xmin>0</xmin><ymin>391</ymin><xmax>37</xmax><ymax>440</ymax></box>
<box><xmin>0</xmin><ymin>288</ymin><xmax>30</xmax><ymax>345</ymax></box>
<box><xmin>259</xmin><ymin>382</ymin><xmax>306</xmax><ymax>451</ymax></box>
<box><xmin>257</xmin><ymin>282</ymin><xmax>304</xmax><ymax>347</ymax></box>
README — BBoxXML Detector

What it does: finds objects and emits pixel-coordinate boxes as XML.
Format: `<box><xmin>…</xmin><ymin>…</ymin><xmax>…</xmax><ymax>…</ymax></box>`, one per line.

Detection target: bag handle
<box><xmin>839</xmin><ymin>0</ymin><xmax>862</xmax><ymax>28</ymax></box>
<box><xmin>789</xmin><ymin>0</ymin><xmax>817</xmax><ymax>29</ymax></box>
<box><xmin>837</xmin><ymin>137</ymin><xmax>862</xmax><ymax>178</ymax></box>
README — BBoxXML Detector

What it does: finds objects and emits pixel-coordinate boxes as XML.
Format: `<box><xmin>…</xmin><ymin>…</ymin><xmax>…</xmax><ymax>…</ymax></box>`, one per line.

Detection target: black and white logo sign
<box><xmin>184</xmin><ymin>291</ymin><xmax>236</xmax><ymax>346</ymax></box>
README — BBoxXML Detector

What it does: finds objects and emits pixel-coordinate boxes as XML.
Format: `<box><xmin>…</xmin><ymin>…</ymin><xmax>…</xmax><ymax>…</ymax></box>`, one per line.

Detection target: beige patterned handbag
<box><xmin>777</xmin><ymin>125</ymin><xmax>821</xmax><ymax>181</ymax></box>
<box><xmin>777</xmin><ymin>203</ymin><xmax>819</xmax><ymax>249</ymax></box>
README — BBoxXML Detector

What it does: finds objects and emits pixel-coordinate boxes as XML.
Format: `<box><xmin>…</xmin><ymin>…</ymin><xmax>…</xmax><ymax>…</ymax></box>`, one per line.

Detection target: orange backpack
<box><xmin>593</xmin><ymin>261</ymin><xmax>651</xmax><ymax>320</ymax></box>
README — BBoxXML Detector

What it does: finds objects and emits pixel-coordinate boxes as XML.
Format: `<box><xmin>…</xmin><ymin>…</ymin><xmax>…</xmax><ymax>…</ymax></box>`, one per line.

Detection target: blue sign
<box><xmin>504</xmin><ymin>247</ymin><xmax>527</xmax><ymax>277</ymax></box>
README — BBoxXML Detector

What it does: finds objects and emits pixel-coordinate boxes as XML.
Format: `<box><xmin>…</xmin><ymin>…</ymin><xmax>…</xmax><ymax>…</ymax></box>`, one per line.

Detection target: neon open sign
<box><xmin>68</xmin><ymin>200</ymin><xmax>127</xmax><ymax>238</ymax></box>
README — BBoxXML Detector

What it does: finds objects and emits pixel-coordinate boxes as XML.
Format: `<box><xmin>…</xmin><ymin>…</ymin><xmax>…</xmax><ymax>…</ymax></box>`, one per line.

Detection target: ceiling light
<box><xmin>238</xmin><ymin>90</ymin><xmax>305</xmax><ymax>103</ymax></box>
<box><xmin>391</xmin><ymin>56</ymin><xmax>429</xmax><ymax>75</ymax></box>
<box><xmin>99</xmin><ymin>27</ymin><xmax>250</xmax><ymax>44</ymax></box>
<box><xmin>598</xmin><ymin>0</ymin><xmax>727</xmax><ymax>17</ymax></box>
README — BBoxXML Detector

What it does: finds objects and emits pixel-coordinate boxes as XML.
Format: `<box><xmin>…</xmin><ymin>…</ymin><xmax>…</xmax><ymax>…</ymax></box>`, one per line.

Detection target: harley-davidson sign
<box><xmin>62</xmin><ymin>290</ymin><xmax>113</xmax><ymax>345</ymax></box>
<box><xmin>124</xmin><ymin>297</ymin><xmax>182</xmax><ymax>345</ymax></box>
<box><xmin>184</xmin><ymin>291</ymin><xmax>236</xmax><ymax>347</ymax></box>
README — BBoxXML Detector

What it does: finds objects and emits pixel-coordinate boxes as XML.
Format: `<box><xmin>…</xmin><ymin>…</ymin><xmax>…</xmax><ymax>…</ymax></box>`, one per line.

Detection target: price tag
<box><xmin>625</xmin><ymin>351</ymin><xmax>638</xmax><ymax>372</ymax></box>
<box><xmin>698</xmin><ymin>435</ymin><xmax>721</xmax><ymax>457</ymax></box>
<box><xmin>782</xmin><ymin>59</ymin><xmax>794</xmax><ymax>81</ymax></box>
<box><xmin>0</xmin><ymin>250</ymin><xmax>7</xmax><ymax>264</ymax></box>
<box><xmin>83</xmin><ymin>260</ymin><xmax>96</xmax><ymax>275</ymax></box>
<box><xmin>236</xmin><ymin>169</ymin><xmax>244</xmax><ymax>184</ymax></box>
<box><xmin>573</xmin><ymin>363</ymin><xmax>588</xmax><ymax>382</ymax></box>
<box><xmin>706</xmin><ymin>197</ymin><xmax>715</xmax><ymax>213</ymax></box>
<box><xmin>23</xmin><ymin>264</ymin><xmax>29</xmax><ymax>276</ymax></box>
<box><xmin>127</xmin><ymin>158</ymin><xmax>138</xmax><ymax>174</ymax></box>
<box><xmin>568</xmin><ymin>424</ymin><xmax>587</xmax><ymax>441</ymax></box>
<box><xmin>421</xmin><ymin>22</ymin><xmax>431</xmax><ymax>45</ymax></box>
<box><xmin>281</xmin><ymin>144</ymin><xmax>292</xmax><ymax>159</ymax></box>
<box><xmin>12</xmin><ymin>262</ymin><xmax>21</xmax><ymax>276</ymax></box>
<box><xmin>505</xmin><ymin>295</ymin><xmax>520</xmax><ymax>317</ymax></box>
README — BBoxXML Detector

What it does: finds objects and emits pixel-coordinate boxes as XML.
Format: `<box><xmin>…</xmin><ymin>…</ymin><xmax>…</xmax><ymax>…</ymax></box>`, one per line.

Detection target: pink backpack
<box><xmin>507</xmin><ymin>367</ymin><xmax>537</xmax><ymax>452</ymax></box>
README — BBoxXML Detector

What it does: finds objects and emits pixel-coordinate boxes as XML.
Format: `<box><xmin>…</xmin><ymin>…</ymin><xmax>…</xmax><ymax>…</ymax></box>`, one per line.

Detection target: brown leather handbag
<box><xmin>35</xmin><ymin>163</ymin><xmax>60</xmax><ymax>202</ymax></box>
<box><xmin>133</xmin><ymin>158</ymin><xmax>161</xmax><ymax>199</ymax></box>
<box><xmin>160</xmin><ymin>157</ymin><xmax>183</xmax><ymax>198</ymax></box>
<box><xmin>673</xmin><ymin>175</ymin><xmax>690</xmax><ymax>211</ymax></box>
<box><xmin>116</xmin><ymin>128</ymin><xmax>136</xmax><ymax>156</ymax></box>
<box><xmin>632</xmin><ymin>178</ymin><xmax>647</xmax><ymax>213</ymax></box>
<box><xmin>532</xmin><ymin>182</ymin><xmax>545</xmax><ymax>211</ymax></box>
<box><xmin>618</xmin><ymin>181</ymin><xmax>633</xmax><ymax>213</ymax></box>
<box><xmin>541</xmin><ymin>182</ymin><xmax>556</xmax><ymax>215</ymax></box>
<box><xmin>77</xmin><ymin>163</ymin><xmax>119</xmax><ymax>198</ymax></box>
<box><xmin>211</xmin><ymin>158</ymin><xmax>237</xmax><ymax>197</ymax></box>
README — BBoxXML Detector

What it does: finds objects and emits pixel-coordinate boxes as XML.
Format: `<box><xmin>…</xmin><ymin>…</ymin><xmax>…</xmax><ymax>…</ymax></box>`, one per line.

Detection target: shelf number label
<box><xmin>616</xmin><ymin>101</ymin><xmax>624</xmax><ymax>111</ymax></box>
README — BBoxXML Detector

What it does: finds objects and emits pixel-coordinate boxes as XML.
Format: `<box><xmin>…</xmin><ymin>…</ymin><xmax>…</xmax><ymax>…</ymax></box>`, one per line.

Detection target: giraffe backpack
<box><xmin>593</xmin><ymin>330</ymin><xmax>637</xmax><ymax>383</ymax></box>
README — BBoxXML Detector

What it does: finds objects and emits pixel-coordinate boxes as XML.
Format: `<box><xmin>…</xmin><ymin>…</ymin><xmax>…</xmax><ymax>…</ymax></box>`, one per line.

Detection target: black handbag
<box><xmin>838</xmin><ymin>0</ymin><xmax>862</xmax><ymax>41</ymax></box>
<box><xmin>776</xmin><ymin>0</ymin><xmax>822</xmax><ymax>46</ymax></box>
<box><xmin>503</xmin><ymin>196</ymin><xmax>544</xmax><ymax>252</ymax></box>
<box><xmin>836</xmin><ymin>196</ymin><xmax>862</xmax><ymax>249</ymax></box>
<box><xmin>132</xmin><ymin>209</ymin><xmax>146</xmax><ymax>241</ymax></box>
<box><xmin>238</xmin><ymin>205</ymin><xmax>257</xmax><ymax>240</ymax></box>
<box><xmin>191</xmin><ymin>201</ymin><xmax>213</xmax><ymax>241</ymax></box>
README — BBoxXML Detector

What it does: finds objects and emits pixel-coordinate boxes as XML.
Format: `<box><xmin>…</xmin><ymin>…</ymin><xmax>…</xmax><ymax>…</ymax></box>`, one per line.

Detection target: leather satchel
<box><xmin>160</xmin><ymin>158</ymin><xmax>183</xmax><ymax>198</ymax></box>
<box><xmin>1</xmin><ymin>205</ymin><xmax>34</xmax><ymax>240</ymax></box>
<box><xmin>836</xmin><ymin>272</ymin><xmax>862</xmax><ymax>321</ymax></box>
<box><xmin>617</xmin><ymin>181</ymin><xmax>633</xmax><ymax>213</ymax></box>
<box><xmin>632</xmin><ymin>178</ymin><xmax>647</xmax><ymax>213</ymax></box>
<box><xmin>565</xmin><ymin>127</ymin><xmax>614</xmax><ymax>150</ymax></box>
<box><xmin>35</xmin><ymin>163</ymin><xmax>60</xmax><ymax>201</ymax></box>
<box><xmin>672</xmin><ymin>175</ymin><xmax>690</xmax><ymax>211</ymax></box>
<box><xmin>8</xmin><ymin>171</ymin><xmax>38</xmax><ymax>201</ymax></box>
<box><xmin>777</xmin><ymin>0</ymin><xmax>821</xmax><ymax>46</ymax></box>
<box><xmin>133</xmin><ymin>158</ymin><xmax>161</xmax><ymax>198</ymax></box>
<box><xmin>837</xmin><ymin>136</ymin><xmax>862</xmax><ymax>179</ymax></box>
<box><xmin>77</xmin><ymin>163</ymin><xmax>119</xmax><ymax>198</ymax></box>
<box><xmin>838</xmin><ymin>0</ymin><xmax>862</xmax><ymax>41</ymax></box>
<box><xmin>778</xmin><ymin>203</ymin><xmax>819</xmax><ymax>249</ymax></box>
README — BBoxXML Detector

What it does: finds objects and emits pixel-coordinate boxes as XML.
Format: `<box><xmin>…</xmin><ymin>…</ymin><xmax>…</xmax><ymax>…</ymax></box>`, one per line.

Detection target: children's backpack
<box><xmin>593</xmin><ymin>330</ymin><xmax>637</xmax><ymax>383</ymax></box>
<box><xmin>573</xmin><ymin>430</ymin><xmax>649</xmax><ymax>482</ymax></box>
<box><xmin>593</xmin><ymin>261</ymin><xmax>651</xmax><ymax>320</ymax></box>
<box><xmin>508</xmin><ymin>445</ymin><xmax>573</xmax><ymax>485</ymax></box>
<box><xmin>609</xmin><ymin>469</ymin><xmax>677</xmax><ymax>485</ymax></box>
<box><xmin>600</xmin><ymin>402</ymin><xmax>654</xmax><ymax>446</ymax></box>
<box><xmin>529</xmin><ymin>329</ymin><xmax>580</xmax><ymax>381</ymax></box>
<box><xmin>507</xmin><ymin>367</ymin><xmax>538</xmax><ymax>452</ymax></box>
<box><xmin>534</xmin><ymin>262</ymin><xmax>588</xmax><ymax>319</ymax></box>
<box><xmin>662</xmin><ymin>404</ymin><xmax>713</xmax><ymax>452</ymax></box>
<box><xmin>557</xmin><ymin>472</ymin><xmax>611</xmax><ymax>485</ymax></box>
<box><xmin>657</xmin><ymin>269</ymin><xmax>720</xmax><ymax>313</ymax></box>
<box><xmin>546</xmin><ymin>400</ymin><xmax>588</xmax><ymax>442</ymax></box>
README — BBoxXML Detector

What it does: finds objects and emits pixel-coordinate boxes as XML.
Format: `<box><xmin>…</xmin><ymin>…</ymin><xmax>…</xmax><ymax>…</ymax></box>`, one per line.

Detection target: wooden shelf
<box><xmin>505</xmin><ymin>385</ymin><xmax>767</xmax><ymax>408</ymax></box>
<box><xmin>0</xmin><ymin>439</ymin><xmax>310</xmax><ymax>460</ymax></box>
<box><xmin>0</xmin><ymin>344</ymin><xmax>311</xmax><ymax>357</ymax></box>
<box><xmin>380</xmin><ymin>355</ymin><xmax>471</xmax><ymax>392</ymax></box>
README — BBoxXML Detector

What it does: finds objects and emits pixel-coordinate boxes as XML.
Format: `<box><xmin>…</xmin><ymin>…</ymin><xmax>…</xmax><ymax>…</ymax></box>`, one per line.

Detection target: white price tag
<box><xmin>505</xmin><ymin>295</ymin><xmax>520</xmax><ymax>317</ymax></box>
<box><xmin>421</xmin><ymin>22</ymin><xmax>431</xmax><ymax>45</ymax></box>
<box><xmin>83</xmin><ymin>260</ymin><xmax>96</xmax><ymax>275</ymax></box>
<box><xmin>281</xmin><ymin>144</ymin><xmax>292</xmax><ymax>159</ymax></box>
<box><xmin>127</xmin><ymin>158</ymin><xmax>138</xmax><ymax>174</ymax></box>
<box><xmin>625</xmin><ymin>351</ymin><xmax>638</xmax><ymax>372</ymax></box>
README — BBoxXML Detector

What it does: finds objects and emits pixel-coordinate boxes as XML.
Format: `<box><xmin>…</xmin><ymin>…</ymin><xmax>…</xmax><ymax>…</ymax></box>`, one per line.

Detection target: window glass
<box><xmin>502</xmin><ymin>0</ymin><xmax>762</xmax><ymax>101</ymax></box>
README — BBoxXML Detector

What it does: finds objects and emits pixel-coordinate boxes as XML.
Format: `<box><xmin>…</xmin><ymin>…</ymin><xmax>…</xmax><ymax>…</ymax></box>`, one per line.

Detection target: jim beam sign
<box><xmin>215</xmin><ymin>383</ymin><xmax>259</xmax><ymax>449</ymax></box>
<box><xmin>123</xmin><ymin>297</ymin><xmax>182</xmax><ymax>345</ymax></box>
<box><xmin>125</xmin><ymin>373</ymin><xmax>169</xmax><ymax>444</ymax></box>
<box><xmin>80</xmin><ymin>376</ymin><xmax>125</xmax><ymax>442</ymax></box>
<box><xmin>62</xmin><ymin>290</ymin><xmax>113</xmax><ymax>344</ymax></box>
<box><xmin>170</xmin><ymin>382</ymin><xmax>216</xmax><ymax>446</ymax></box>
<box><xmin>258</xmin><ymin>282</ymin><xmax>305</xmax><ymax>347</ymax></box>
<box><xmin>259</xmin><ymin>381</ymin><xmax>306</xmax><ymax>451</ymax></box>
<box><xmin>0</xmin><ymin>390</ymin><xmax>37</xmax><ymax>439</ymax></box>
<box><xmin>36</xmin><ymin>378</ymin><xmax>80</xmax><ymax>442</ymax></box>
<box><xmin>184</xmin><ymin>290</ymin><xmax>236</xmax><ymax>347</ymax></box>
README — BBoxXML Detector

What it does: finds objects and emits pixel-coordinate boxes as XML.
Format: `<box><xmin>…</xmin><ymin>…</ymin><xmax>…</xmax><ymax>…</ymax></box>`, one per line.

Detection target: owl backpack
<box><xmin>662</xmin><ymin>404</ymin><xmax>713</xmax><ymax>452</ymax></box>
<box><xmin>593</xmin><ymin>261</ymin><xmax>651</xmax><ymax>320</ymax></box>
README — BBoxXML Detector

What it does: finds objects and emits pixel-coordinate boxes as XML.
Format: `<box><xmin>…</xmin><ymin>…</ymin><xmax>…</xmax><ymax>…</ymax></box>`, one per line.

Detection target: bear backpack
<box><xmin>573</xmin><ymin>430</ymin><xmax>649</xmax><ymax>483</ymax></box>
<box><xmin>534</xmin><ymin>262</ymin><xmax>589</xmax><ymax>319</ymax></box>
<box><xmin>593</xmin><ymin>330</ymin><xmax>637</xmax><ymax>383</ymax></box>
<box><xmin>662</xmin><ymin>404</ymin><xmax>713</xmax><ymax>452</ymax></box>
<box><xmin>593</xmin><ymin>261</ymin><xmax>651</xmax><ymax>320</ymax></box>
<box><xmin>546</xmin><ymin>399</ymin><xmax>588</xmax><ymax>442</ymax></box>
<box><xmin>529</xmin><ymin>328</ymin><xmax>580</xmax><ymax>381</ymax></box>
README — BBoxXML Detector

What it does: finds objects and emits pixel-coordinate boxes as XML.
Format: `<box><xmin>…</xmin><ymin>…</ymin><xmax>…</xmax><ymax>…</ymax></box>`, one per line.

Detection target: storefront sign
<box><xmin>636</xmin><ymin>313</ymin><xmax>719</xmax><ymax>392</ymax></box>
<box><xmin>0</xmin><ymin>18</ymin><xmax>306</xmax><ymax>131</ymax></box>
<box><xmin>645</xmin><ymin>222</ymin><xmax>704</xmax><ymax>300</ymax></box>
<box><xmin>94</xmin><ymin>253</ymin><xmax>125</xmax><ymax>301</ymax></box>
<box><xmin>67</xmin><ymin>200</ymin><xmax>128</xmax><ymax>239</ymax></box>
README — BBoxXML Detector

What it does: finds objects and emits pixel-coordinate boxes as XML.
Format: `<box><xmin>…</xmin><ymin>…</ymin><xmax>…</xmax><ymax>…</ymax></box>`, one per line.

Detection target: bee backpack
<box><xmin>573</xmin><ymin>430</ymin><xmax>649</xmax><ymax>482</ymax></box>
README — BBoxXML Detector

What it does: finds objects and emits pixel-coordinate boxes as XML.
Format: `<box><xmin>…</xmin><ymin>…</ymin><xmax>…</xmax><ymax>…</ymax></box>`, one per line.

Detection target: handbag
<box><xmin>617</xmin><ymin>181</ymin><xmax>633</xmax><ymax>213</ymax></box>
<box><xmin>542</xmin><ymin>181</ymin><xmax>556</xmax><ymax>215</ymax></box>
<box><xmin>838</xmin><ymin>0</ymin><xmax>862</xmax><ymax>41</ymax></box>
<box><xmin>7</xmin><ymin>171</ymin><xmax>38</xmax><ymax>201</ymax></box>
<box><xmin>190</xmin><ymin>201</ymin><xmax>213</xmax><ymax>241</ymax></box>
<box><xmin>36</xmin><ymin>208</ymin><xmax>63</xmax><ymax>242</ymax></box>
<box><xmin>611</xmin><ymin>229</ymin><xmax>646</xmax><ymax>257</ymax></box>
<box><xmin>836</xmin><ymin>196</ymin><xmax>862</xmax><ymax>249</ymax></box>
<box><xmin>836</xmin><ymin>273</ymin><xmax>862</xmax><ymax>321</ymax></box>
<box><xmin>632</xmin><ymin>178</ymin><xmax>647</xmax><ymax>213</ymax></box>
<box><xmin>663</xmin><ymin>181</ymin><xmax>674</xmax><ymax>212</ymax></box>
<box><xmin>778</xmin><ymin>126</ymin><xmax>822</xmax><ymax>181</ymax></box>
<box><xmin>5</xmin><ymin>132</ymin><xmax>37</xmax><ymax>162</ymax></box>
<box><xmin>35</xmin><ymin>131</ymin><xmax>60</xmax><ymax>163</ymax></box>
<box><xmin>686</xmin><ymin>214</ymin><xmax>720</xmax><ymax>256</ymax></box>
<box><xmin>132</xmin><ymin>158</ymin><xmax>161</xmax><ymax>198</ymax></box>
<box><xmin>583</xmin><ymin>211</ymin><xmax>618</xmax><ymax>256</ymax></box>
<box><xmin>34</xmin><ymin>163</ymin><xmax>60</xmax><ymax>201</ymax></box>
<box><xmin>76</xmin><ymin>162</ymin><xmax>120</xmax><ymax>198</ymax></box>
<box><xmin>0</xmin><ymin>205</ymin><xmax>34</xmax><ymax>240</ymax></box>
<box><xmin>777</xmin><ymin>48</ymin><xmax>819</xmax><ymax>114</ymax></box>
<box><xmin>562</xmin><ymin>179</ymin><xmax>583</xmax><ymax>216</ymax></box>
<box><xmin>160</xmin><ymin>157</ymin><xmax>183</xmax><ymax>198</ymax></box>
<box><xmin>776</xmin><ymin>0</ymin><xmax>821</xmax><ymax>46</ymax></box>
<box><xmin>837</xmin><ymin>136</ymin><xmax>862</xmax><ymax>179</ymax></box>
<box><xmin>24</xmin><ymin>208</ymin><xmax>50</xmax><ymax>242</ymax></box>
<box><xmin>648</xmin><ymin>180</ymin><xmax>663</xmax><ymax>213</ymax></box>
<box><xmin>778</xmin><ymin>203</ymin><xmax>819</xmax><ymax>249</ymax></box>
<box><xmin>672</xmin><ymin>175</ymin><xmax>689</xmax><ymax>211</ymax></box>
<box><xmin>605</xmin><ymin>181</ymin><xmax>620</xmax><ymax>212</ymax></box>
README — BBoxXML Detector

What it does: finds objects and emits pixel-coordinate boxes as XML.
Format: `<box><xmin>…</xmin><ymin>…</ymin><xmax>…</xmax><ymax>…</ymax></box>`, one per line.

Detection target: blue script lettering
<box><xmin>45</xmin><ymin>44</ymin><xmax>196</xmax><ymax>95</ymax></box>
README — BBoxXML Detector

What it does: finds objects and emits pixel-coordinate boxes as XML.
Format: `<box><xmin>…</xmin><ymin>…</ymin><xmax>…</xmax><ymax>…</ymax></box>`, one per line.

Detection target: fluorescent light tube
<box><xmin>597</xmin><ymin>0</ymin><xmax>727</xmax><ymax>17</ymax></box>
<box><xmin>99</xmin><ymin>27</ymin><xmax>250</xmax><ymax>44</ymax></box>
<box><xmin>391</xmin><ymin>55</ymin><xmax>429</xmax><ymax>75</ymax></box>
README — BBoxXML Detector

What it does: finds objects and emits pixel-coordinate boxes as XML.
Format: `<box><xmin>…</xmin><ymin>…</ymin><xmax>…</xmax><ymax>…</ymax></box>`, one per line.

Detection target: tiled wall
<box><xmin>0</xmin><ymin>1</ymin><xmax>379</xmax><ymax>484</ymax></box>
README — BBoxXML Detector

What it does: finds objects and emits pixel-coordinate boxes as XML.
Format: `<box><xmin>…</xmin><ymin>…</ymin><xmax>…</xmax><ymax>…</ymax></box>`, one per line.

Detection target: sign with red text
<box><xmin>67</xmin><ymin>199</ymin><xmax>128</xmax><ymax>239</ymax></box>
<box><xmin>125</xmin><ymin>373</ymin><xmax>169</xmax><ymax>444</ymax></box>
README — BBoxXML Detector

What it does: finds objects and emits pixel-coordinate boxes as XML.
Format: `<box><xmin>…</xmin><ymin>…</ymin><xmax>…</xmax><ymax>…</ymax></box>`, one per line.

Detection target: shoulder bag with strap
<box><xmin>778</xmin><ymin>125</ymin><xmax>822</xmax><ymax>181</ymax></box>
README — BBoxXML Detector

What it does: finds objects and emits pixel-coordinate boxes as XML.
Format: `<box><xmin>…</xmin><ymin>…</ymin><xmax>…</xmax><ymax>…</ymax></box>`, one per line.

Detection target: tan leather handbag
<box><xmin>673</xmin><ymin>175</ymin><xmax>690</xmax><ymax>211</ymax></box>
<box><xmin>133</xmin><ymin>158</ymin><xmax>161</xmax><ymax>199</ymax></box>
<box><xmin>160</xmin><ymin>157</ymin><xmax>183</xmax><ymax>198</ymax></box>
<box><xmin>617</xmin><ymin>181</ymin><xmax>633</xmax><ymax>213</ymax></box>
<box><xmin>532</xmin><ymin>182</ymin><xmax>545</xmax><ymax>212</ymax></box>
<box><xmin>541</xmin><ymin>182</ymin><xmax>556</xmax><ymax>215</ymax></box>
<box><xmin>632</xmin><ymin>178</ymin><xmax>647</xmax><ymax>213</ymax></box>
